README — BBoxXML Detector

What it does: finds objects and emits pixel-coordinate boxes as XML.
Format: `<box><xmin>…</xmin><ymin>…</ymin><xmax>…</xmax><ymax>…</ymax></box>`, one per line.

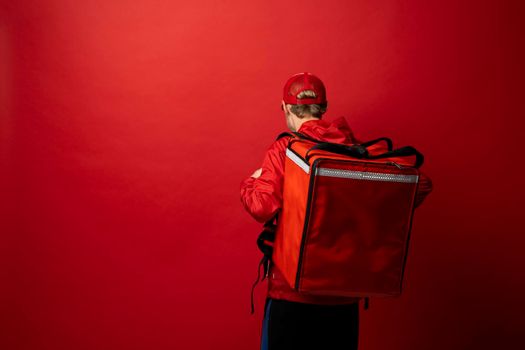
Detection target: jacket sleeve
<box><xmin>414</xmin><ymin>169</ymin><xmax>433</xmax><ymax>208</ymax></box>
<box><xmin>240</xmin><ymin>137</ymin><xmax>289</xmax><ymax>223</ymax></box>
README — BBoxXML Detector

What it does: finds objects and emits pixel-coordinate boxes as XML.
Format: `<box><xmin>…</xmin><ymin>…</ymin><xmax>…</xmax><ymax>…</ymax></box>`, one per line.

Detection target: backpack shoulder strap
<box><xmin>276</xmin><ymin>132</ymin><xmax>323</xmax><ymax>143</ymax></box>
<box><xmin>276</xmin><ymin>132</ymin><xmax>295</xmax><ymax>141</ymax></box>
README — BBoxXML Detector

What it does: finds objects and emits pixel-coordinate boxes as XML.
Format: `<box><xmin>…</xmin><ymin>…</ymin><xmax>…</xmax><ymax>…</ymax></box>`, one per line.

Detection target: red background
<box><xmin>1</xmin><ymin>1</ymin><xmax>523</xmax><ymax>349</ymax></box>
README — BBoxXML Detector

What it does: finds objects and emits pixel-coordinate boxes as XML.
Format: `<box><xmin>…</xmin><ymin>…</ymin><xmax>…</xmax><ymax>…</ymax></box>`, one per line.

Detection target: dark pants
<box><xmin>260</xmin><ymin>297</ymin><xmax>360</xmax><ymax>350</ymax></box>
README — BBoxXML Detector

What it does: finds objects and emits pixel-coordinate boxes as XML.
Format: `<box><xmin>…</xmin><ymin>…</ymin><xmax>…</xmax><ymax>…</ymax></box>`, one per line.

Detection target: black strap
<box><xmin>276</xmin><ymin>132</ymin><xmax>294</xmax><ymax>141</ymax></box>
<box><xmin>276</xmin><ymin>131</ymin><xmax>326</xmax><ymax>143</ymax></box>
<box><xmin>305</xmin><ymin>143</ymin><xmax>369</xmax><ymax>162</ymax></box>
<box><xmin>256</xmin><ymin>228</ymin><xmax>275</xmax><ymax>258</ymax></box>
<box><xmin>279</xmin><ymin>131</ymin><xmax>393</xmax><ymax>150</ymax></box>
<box><xmin>304</xmin><ymin>142</ymin><xmax>423</xmax><ymax>168</ymax></box>
<box><xmin>250</xmin><ymin>212</ymin><xmax>279</xmax><ymax>315</ymax></box>
<box><xmin>291</xmin><ymin>132</ymin><xmax>324</xmax><ymax>143</ymax></box>
<box><xmin>250</xmin><ymin>256</ymin><xmax>267</xmax><ymax>315</ymax></box>
<box><xmin>364</xmin><ymin>297</ymin><xmax>370</xmax><ymax>310</ymax></box>
<box><xmin>276</xmin><ymin>131</ymin><xmax>323</xmax><ymax>143</ymax></box>
<box><xmin>359</xmin><ymin>137</ymin><xmax>393</xmax><ymax>151</ymax></box>
<box><xmin>367</xmin><ymin>145</ymin><xmax>424</xmax><ymax>168</ymax></box>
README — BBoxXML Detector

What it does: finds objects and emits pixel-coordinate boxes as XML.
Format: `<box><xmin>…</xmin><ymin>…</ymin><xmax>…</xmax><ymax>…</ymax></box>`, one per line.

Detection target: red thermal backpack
<box><xmin>251</xmin><ymin>132</ymin><xmax>424</xmax><ymax>314</ymax></box>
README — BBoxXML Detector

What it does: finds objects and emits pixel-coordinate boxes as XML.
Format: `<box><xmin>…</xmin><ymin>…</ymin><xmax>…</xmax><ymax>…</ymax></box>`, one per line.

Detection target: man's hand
<box><xmin>251</xmin><ymin>168</ymin><xmax>262</xmax><ymax>178</ymax></box>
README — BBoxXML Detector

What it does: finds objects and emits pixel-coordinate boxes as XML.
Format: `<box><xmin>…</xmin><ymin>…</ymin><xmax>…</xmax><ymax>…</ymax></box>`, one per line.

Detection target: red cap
<box><xmin>283</xmin><ymin>72</ymin><xmax>327</xmax><ymax>105</ymax></box>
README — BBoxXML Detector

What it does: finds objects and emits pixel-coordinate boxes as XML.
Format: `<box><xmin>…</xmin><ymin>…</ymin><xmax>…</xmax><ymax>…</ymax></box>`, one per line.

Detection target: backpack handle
<box><xmin>359</xmin><ymin>137</ymin><xmax>393</xmax><ymax>151</ymax></box>
<box><xmin>277</xmin><ymin>132</ymin><xmax>368</xmax><ymax>162</ymax></box>
<box><xmin>305</xmin><ymin>143</ymin><xmax>423</xmax><ymax>168</ymax></box>
<box><xmin>278</xmin><ymin>132</ymin><xmax>422</xmax><ymax>168</ymax></box>
<box><xmin>305</xmin><ymin>143</ymin><xmax>369</xmax><ymax>162</ymax></box>
<box><xmin>367</xmin><ymin>145</ymin><xmax>424</xmax><ymax>168</ymax></box>
<box><xmin>277</xmin><ymin>132</ymin><xmax>393</xmax><ymax>151</ymax></box>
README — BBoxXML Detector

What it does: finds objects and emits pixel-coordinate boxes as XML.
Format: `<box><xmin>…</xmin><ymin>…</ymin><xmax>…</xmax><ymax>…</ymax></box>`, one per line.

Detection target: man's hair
<box><xmin>287</xmin><ymin>90</ymin><xmax>327</xmax><ymax>119</ymax></box>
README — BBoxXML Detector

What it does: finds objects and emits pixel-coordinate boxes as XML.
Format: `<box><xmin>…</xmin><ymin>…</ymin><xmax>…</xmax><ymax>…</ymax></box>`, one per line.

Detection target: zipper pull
<box><xmin>388</xmin><ymin>161</ymin><xmax>403</xmax><ymax>169</ymax></box>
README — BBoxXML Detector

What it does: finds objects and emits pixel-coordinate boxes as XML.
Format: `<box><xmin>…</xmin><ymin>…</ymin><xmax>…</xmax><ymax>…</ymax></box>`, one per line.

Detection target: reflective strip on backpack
<box><xmin>286</xmin><ymin>148</ymin><xmax>419</xmax><ymax>183</ymax></box>
<box><xmin>317</xmin><ymin>168</ymin><xmax>419</xmax><ymax>183</ymax></box>
<box><xmin>286</xmin><ymin>148</ymin><xmax>310</xmax><ymax>174</ymax></box>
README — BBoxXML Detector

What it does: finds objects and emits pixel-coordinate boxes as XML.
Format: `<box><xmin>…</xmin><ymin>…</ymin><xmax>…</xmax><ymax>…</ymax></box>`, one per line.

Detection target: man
<box><xmin>240</xmin><ymin>72</ymin><xmax>433</xmax><ymax>350</ymax></box>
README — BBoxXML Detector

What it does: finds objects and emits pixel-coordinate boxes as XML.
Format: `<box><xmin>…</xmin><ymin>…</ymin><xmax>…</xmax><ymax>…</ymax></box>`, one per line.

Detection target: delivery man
<box><xmin>240</xmin><ymin>72</ymin><xmax>433</xmax><ymax>350</ymax></box>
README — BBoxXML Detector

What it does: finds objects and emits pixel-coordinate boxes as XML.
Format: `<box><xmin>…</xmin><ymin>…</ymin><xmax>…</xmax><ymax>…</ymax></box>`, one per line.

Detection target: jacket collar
<box><xmin>297</xmin><ymin>116</ymin><xmax>356</xmax><ymax>144</ymax></box>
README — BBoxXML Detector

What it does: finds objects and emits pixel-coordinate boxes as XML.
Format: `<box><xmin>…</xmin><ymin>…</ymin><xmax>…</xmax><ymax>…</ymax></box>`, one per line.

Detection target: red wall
<box><xmin>1</xmin><ymin>1</ymin><xmax>523</xmax><ymax>349</ymax></box>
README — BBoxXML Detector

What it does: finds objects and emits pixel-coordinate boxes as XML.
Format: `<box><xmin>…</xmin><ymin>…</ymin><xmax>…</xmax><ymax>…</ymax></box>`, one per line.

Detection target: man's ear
<box><xmin>285</xmin><ymin>103</ymin><xmax>293</xmax><ymax>115</ymax></box>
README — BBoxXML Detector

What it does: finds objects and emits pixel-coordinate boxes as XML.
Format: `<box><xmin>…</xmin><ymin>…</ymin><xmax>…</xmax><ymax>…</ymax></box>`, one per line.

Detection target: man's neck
<box><xmin>296</xmin><ymin>116</ymin><xmax>320</xmax><ymax>131</ymax></box>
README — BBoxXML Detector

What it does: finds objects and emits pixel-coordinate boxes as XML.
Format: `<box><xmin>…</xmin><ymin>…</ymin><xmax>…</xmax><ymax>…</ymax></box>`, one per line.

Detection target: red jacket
<box><xmin>240</xmin><ymin>116</ymin><xmax>433</xmax><ymax>304</ymax></box>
